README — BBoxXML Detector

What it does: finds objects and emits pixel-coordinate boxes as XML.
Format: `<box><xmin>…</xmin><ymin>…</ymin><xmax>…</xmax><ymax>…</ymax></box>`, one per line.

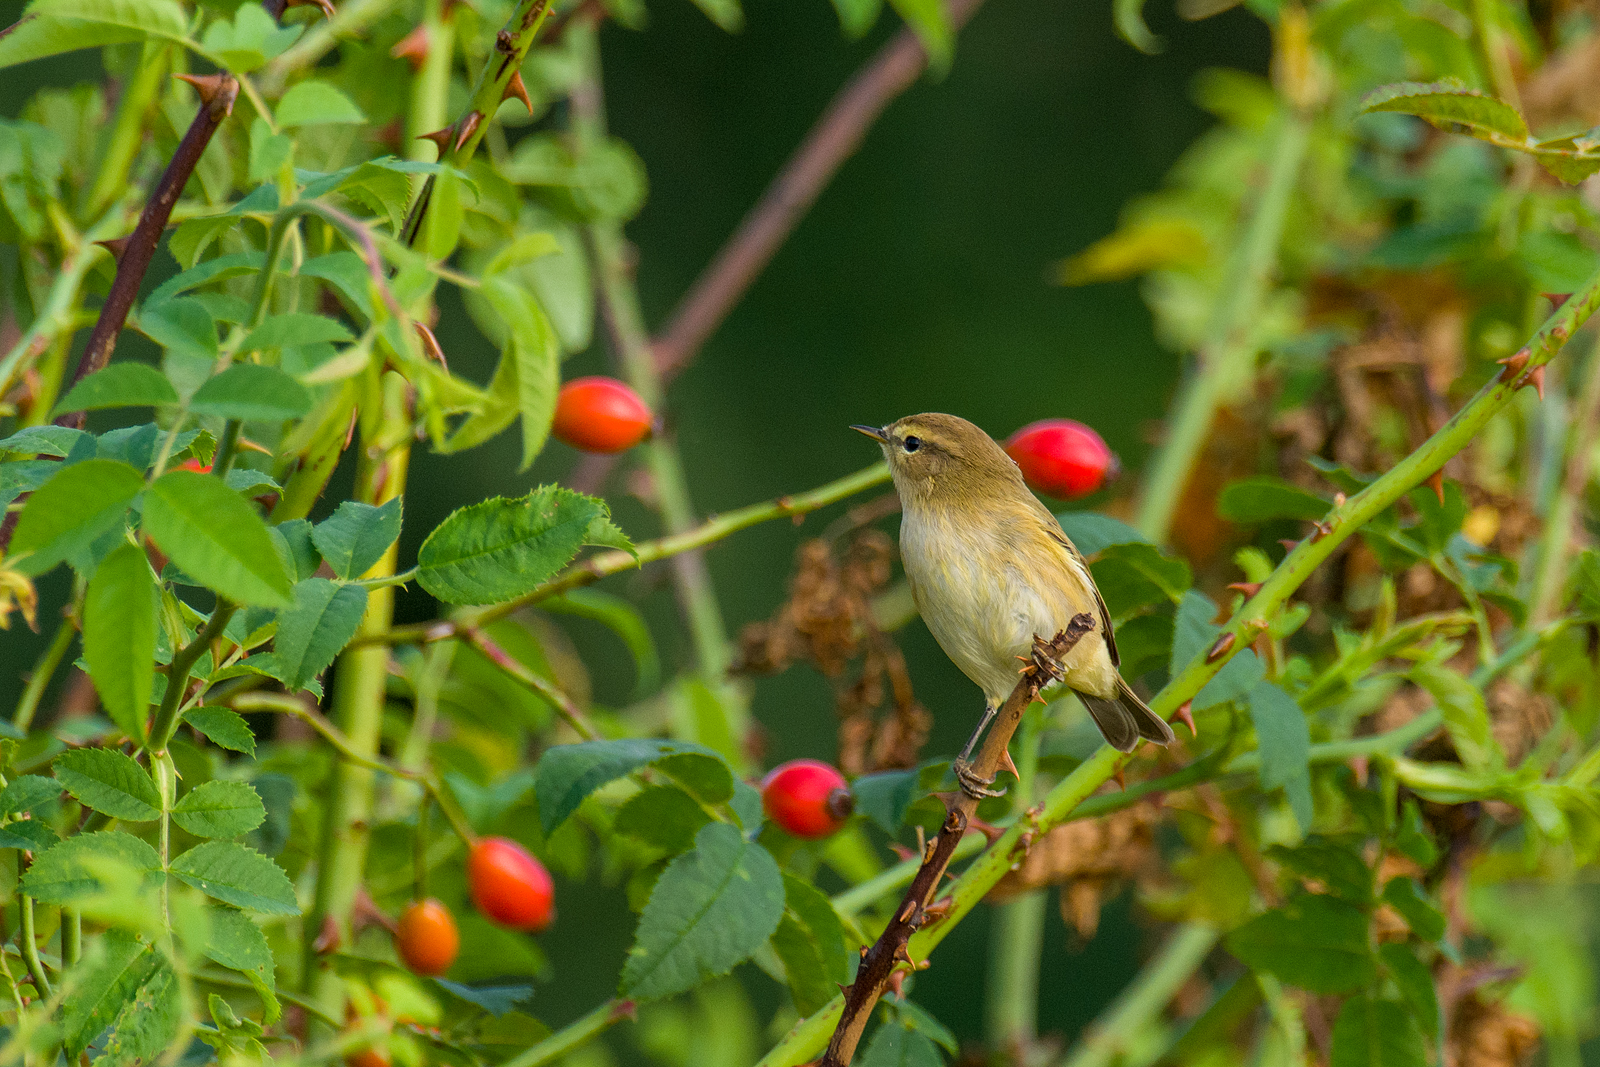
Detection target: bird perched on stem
<box><xmin>854</xmin><ymin>413</ymin><xmax>1173</xmax><ymax>798</ymax></box>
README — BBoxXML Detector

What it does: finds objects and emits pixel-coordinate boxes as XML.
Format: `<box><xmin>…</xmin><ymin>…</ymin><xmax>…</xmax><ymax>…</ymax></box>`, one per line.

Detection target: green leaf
<box><xmin>0</xmin><ymin>425</ymin><xmax>87</xmax><ymax>457</ymax></box>
<box><xmin>1091</xmin><ymin>541</ymin><xmax>1192</xmax><ymax>616</ymax></box>
<box><xmin>62</xmin><ymin>930</ymin><xmax>178</xmax><ymax>1060</ymax></box>
<box><xmin>0</xmin><ymin>775</ymin><xmax>61</xmax><ymax>816</ymax></box>
<box><xmin>1218</xmin><ymin>477</ymin><xmax>1330</xmax><ymax>523</ymax></box>
<box><xmin>1410</xmin><ymin>661</ymin><xmax>1500</xmax><ymax>770</ymax></box>
<box><xmin>1248</xmin><ymin>681</ymin><xmax>1313</xmax><ymax>829</ymax></box>
<box><xmin>619</xmin><ymin>822</ymin><xmax>785</xmax><ymax>1001</ymax></box>
<box><xmin>893</xmin><ymin>1001</ymin><xmax>958</xmax><ymax>1054</ymax></box>
<box><xmin>1395</xmin><ymin>799</ymin><xmax>1439</xmax><ymax>868</ymax></box>
<box><xmin>0</xmin><ymin>820</ymin><xmax>60</xmax><ymax>851</ymax></box>
<box><xmin>417</xmin><ymin>485</ymin><xmax>632</xmax><ymax>606</ymax></box>
<box><xmin>168</xmin><ymin>841</ymin><xmax>299</xmax><ymax>914</ymax></box>
<box><xmin>1267</xmin><ymin>838</ymin><xmax>1370</xmax><ymax>902</ymax></box>
<box><xmin>10</xmin><ymin>458</ymin><xmax>143</xmax><ymax>574</ymax></box>
<box><xmin>143</xmin><ymin>470</ymin><xmax>293</xmax><ymax>607</ymax></box>
<box><xmin>1225</xmin><ymin>892</ymin><xmax>1376</xmax><ymax>993</ymax></box>
<box><xmin>614</xmin><ymin>785</ymin><xmax>711</xmax><ymax>853</ymax></box>
<box><xmin>83</xmin><ymin>541</ymin><xmax>156</xmax><ymax>741</ymax></box>
<box><xmin>859</xmin><ymin>1021</ymin><xmax>945</xmax><ymax>1067</ymax></box>
<box><xmin>189</xmin><ymin>364</ymin><xmax>314</xmax><ymax>422</ymax></box>
<box><xmin>686</xmin><ymin>0</ymin><xmax>741</xmax><ymax>29</ymax></box>
<box><xmin>275</xmin><ymin>80</ymin><xmax>367</xmax><ymax>127</ymax></box>
<box><xmin>270</xmin><ymin>579</ymin><xmax>368</xmax><ymax>691</ymax></box>
<box><xmin>174</xmin><ymin>780</ymin><xmax>267</xmax><ymax>839</ymax></box>
<box><xmin>544</xmin><ymin>590</ymin><xmax>661</xmax><ymax>698</ymax></box>
<box><xmin>240</xmin><ymin>312</ymin><xmax>355</xmax><ymax>353</ymax></box>
<box><xmin>311</xmin><ymin>498</ymin><xmax>402</xmax><ymax>579</ymax></box>
<box><xmin>770</xmin><ymin>873</ymin><xmax>848</xmax><ymax>1016</ymax></box>
<box><xmin>52</xmin><ymin>363</ymin><xmax>177</xmax><ymax>417</ymax></box>
<box><xmin>139</xmin><ymin>297</ymin><xmax>218</xmax><ymax>370</ymax></box>
<box><xmin>1379</xmin><ymin>943</ymin><xmax>1441</xmax><ymax>1039</ymax></box>
<box><xmin>184</xmin><ymin>706</ymin><xmax>257</xmax><ymax>755</ymax></box>
<box><xmin>1360</xmin><ymin>81</ymin><xmax>1528</xmax><ymax>142</ymax></box>
<box><xmin>1529</xmin><ymin>133</ymin><xmax>1600</xmax><ymax>184</ymax></box>
<box><xmin>535</xmin><ymin>738</ymin><xmax>731</xmax><ymax>834</ymax></box>
<box><xmin>888</xmin><ymin>0</ymin><xmax>951</xmax><ymax>71</ymax></box>
<box><xmin>1055</xmin><ymin>511</ymin><xmax>1149</xmax><ymax>556</ymax></box>
<box><xmin>145</xmin><ymin>252</ymin><xmax>266</xmax><ymax>306</ymax></box>
<box><xmin>479</xmin><ymin>277</ymin><xmax>561</xmax><ymax>470</ymax></box>
<box><xmin>0</xmin><ymin>11</ymin><xmax>150</xmax><ymax>68</ymax></box>
<box><xmin>21</xmin><ymin>831</ymin><xmax>160</xmax><ymax>903</ymax></box>
<box><xmin>54</xmin><ymin>748</ymin><xmax>161</xmax><ymax>821</ymax></box>
<box><xmin>95</xmin><ymin>945</ymin><xmax>182</xmax><ymax>1067</ymax></box>
<box><xmin>205</xmin><ymin>907</ymin><xmax>279</xmax><ymax>1020</ymax></box>
<box><xmin>1171</xmin><ymin>591</ymin><xmax>1265</xmax><ymax>708</ymax></box>
<box><xmin>1329</xmin><ymin>996</ymin><xmax>1427</xmax><ymax>1067</ymax></box>
<box><xmin>1381</xmin><ymin>877</ymin><xmax>1445</xmax><ymax>942</ymax></box>
<box><xmin>853</xmin><ymin>769</ymin><xmax>921</xmax><ymax>834</ymax></box>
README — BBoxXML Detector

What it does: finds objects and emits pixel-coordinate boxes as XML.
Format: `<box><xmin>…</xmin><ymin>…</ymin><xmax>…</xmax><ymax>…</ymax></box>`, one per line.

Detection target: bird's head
<box><xmin>852</xmin><ymin>413</ymin><xmax>1023</xmax><ymax>510</ymax></box>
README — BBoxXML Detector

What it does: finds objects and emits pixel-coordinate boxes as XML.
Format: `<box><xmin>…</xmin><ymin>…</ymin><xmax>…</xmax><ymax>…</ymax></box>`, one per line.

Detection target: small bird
<box><xmin>854</xmin><ymin>413</ymin><xmax>1173</xmax><ymax>795</ymax></box>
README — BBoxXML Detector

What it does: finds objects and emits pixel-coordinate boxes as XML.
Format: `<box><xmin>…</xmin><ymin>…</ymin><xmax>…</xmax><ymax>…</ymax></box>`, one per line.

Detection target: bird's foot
<box><xmin>953</xmin><ymin>759</ymin><xmax>1006</xmax><ymax>800</ymax></box>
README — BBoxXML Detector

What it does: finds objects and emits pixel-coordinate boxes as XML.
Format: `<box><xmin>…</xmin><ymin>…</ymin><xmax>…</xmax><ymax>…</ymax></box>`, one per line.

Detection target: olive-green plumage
<box><xmin>856</xmin><ymin>413</ymin><xmax>1174</xmax><ymax>753</ymax></box>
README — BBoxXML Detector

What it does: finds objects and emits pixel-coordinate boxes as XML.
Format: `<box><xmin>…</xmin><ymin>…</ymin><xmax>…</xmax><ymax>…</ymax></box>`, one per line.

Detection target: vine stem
<box><xmin>147</xmin><ymin>603</ymin><xmax>237</xmax><ymax>752</ymax></box>
<box><xmin>371</xmin><ymin>462</ymin><xmax>891</xmax><ymax>646</ymax></box>
<box><xmin>1133</xmin><ymin>109</ymin><xmax>1310</xmax><ymax>542</ymax></box>
<box><xmin>1058</xmin><ymin>922</ymin><xmax>1220</xmax><ymax>1067</ymax></box>
<box><xmin>18</xmin><ymin>896</ymin><xmax>50</xmax><ymax>998</ymax></box>
<box><xmin>759</xmin><ymin>261</ymin><xmax>1600</xmax><ymax>1067</ymax></box>
<box><xmin>55</xmin><ymin>75</ymin><xmax>240</xmax><ymax>431</ymax></box>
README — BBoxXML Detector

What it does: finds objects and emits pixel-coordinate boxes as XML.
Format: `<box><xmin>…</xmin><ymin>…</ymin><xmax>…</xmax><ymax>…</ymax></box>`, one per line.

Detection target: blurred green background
<box><xmin>1</xmin><ymin>0</ymin><xmax>1267</xmax><ymax>1054</ymax></box>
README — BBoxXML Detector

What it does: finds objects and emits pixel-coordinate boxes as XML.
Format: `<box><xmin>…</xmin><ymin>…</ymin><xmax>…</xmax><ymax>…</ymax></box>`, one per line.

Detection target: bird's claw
<box><xmin>954</xmin><ymin>759</ymin><xmax>1006</xmax><ymax>800</ymax></box>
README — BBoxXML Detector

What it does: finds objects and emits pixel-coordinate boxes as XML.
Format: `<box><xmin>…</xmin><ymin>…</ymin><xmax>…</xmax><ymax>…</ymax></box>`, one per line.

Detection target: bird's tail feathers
<box><xmin>1076</xmin><ymin>678</ymin><xmax>1175</xmax><ymax>752</ymax></box>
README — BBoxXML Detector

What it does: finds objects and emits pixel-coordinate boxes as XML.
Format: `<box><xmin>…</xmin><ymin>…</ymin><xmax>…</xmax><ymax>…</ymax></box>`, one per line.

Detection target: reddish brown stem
<box><xmin>650</xmin><ymin>0</ymin><xmax>986</xmax><ymax>382</ymax></box>
<box><xmin>820</xmin><ymin>614</ymin><xmax>1095</xmax><ymax>1067</ymax></box>
<box><xmin>56</xmin><ymin>75</ymin><xmax>239</xmax><ymax>430</ymax></box>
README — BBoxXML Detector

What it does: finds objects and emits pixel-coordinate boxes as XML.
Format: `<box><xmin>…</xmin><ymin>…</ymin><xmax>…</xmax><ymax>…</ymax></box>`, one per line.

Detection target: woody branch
<box><xmin>819</xmin><ymin>613</ymin><xmax>1097</xmax><ymax>1067</ymax></box>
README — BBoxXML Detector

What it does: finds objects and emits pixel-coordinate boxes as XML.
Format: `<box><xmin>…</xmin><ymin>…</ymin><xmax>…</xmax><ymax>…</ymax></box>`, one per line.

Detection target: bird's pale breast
<box><xmin>899</xmin><ymin>505</ymin><xmax>1120</xmax><ymax>708</ymax></box>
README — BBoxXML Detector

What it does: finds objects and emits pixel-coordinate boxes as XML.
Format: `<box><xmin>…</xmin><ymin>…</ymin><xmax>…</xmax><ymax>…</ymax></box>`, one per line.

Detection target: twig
<box><xmin>370</xmin><ymin>461</ymin><xmax>891</xmax><ymax>646</ymax></box>
<box><xmin>18</xmin><ymin>894</ymin><xmax>51</xmax><ymax>998</ymax></box>
<box><xmin>651</xmin><ymin>0</ymin><xmax>986</xmax><ymax>380</ymax></box>
<box><xmin>820</xmin><ymin>616</ymin><xmax>1096</xmax><ymax>1067</ymax></box>
<box><xmin>148</xmin><ymin>602</ymin><xmax>237</xmax><ymax>752</ymax></box>
<box><xmin>55</xmin><ymin>75</ymin><xmax>239</xmax><ymax>431</ymax></box>
<box><xmin>460</xmin><ymin>627</ymin><xmax>599</xmax><ymax>740</ymax></box>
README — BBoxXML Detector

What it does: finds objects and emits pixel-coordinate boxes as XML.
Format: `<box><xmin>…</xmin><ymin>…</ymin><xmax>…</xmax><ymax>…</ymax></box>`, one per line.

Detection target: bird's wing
<box><xmin>1022</xmin><ymin>495</ymin><xmax>1120</xmax><ymax>667</ymax></box>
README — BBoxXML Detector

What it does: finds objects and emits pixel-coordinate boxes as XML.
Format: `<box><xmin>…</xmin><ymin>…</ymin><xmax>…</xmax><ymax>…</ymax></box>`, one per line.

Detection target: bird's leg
<box><xmin>953</xmin><ymin>703</ymin><xmax>1006</xmax><ymax>800</ymax></box>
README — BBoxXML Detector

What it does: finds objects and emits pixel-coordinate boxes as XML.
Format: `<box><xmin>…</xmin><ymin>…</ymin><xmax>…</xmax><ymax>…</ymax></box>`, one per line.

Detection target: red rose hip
<box><xmin>761</xmin><ymin>759</ymin><xmax>853</xmax><ymax>839</ymax></box>
<box><xmin>467</xmin><ymin>837</ymin><xmax>555</xmax><ymax>931</ymax></box>
<box><xmin>1004</xmin><ymin>419</ymin><xmax>1119</xmax><ymax>500</ymax></box>
<box><xmin>552</xmin><ymin>376</ymin><xmax>653</xmax><ymax>453</ymax></box>
<box><xmin>395</xmin><ymin>898</ymin><xmax>460</xmax><ymax>976</ymax></box>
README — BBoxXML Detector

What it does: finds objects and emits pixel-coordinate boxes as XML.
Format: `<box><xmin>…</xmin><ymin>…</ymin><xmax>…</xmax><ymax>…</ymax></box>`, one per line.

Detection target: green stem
<box><xmin>461</xmin><ymin>629</ymin><xmax>598</xmax><ymax>740</ymax></box>
<box><xmin>374</xmin><ymin>462</ymin><xmax>892</xmax><ymax>646</ymax></box>
<box><xmin>303</xmin><ymin>374</ymin><xmax>412</xmax><ymax>1034</ymax></box>
<box><xmin>147</xmin><ymin>603</ymin><xmax>235</xmax><ymax>752</ymax></box>
<box><xmin>1057</xmin><ymin>923</ymin><xmax>1219</xmax><ymax>1067</ymax></box>
<box><xmin>985</xmin><ymin>703</ymin><xmax>1048</xmax><ymax>1053</ymax></box>
<box><xmin>12</xmin><ymin>613</ymin><xmax>75</xmax><ymax>732</ymax></box>
<box><xmin>154</xmin><ymin>752</ymin><xmax>177</xmax><ymax>943</ymax></box>
<box><xmin>758</xmin><ymin>260</ymin><xmax>1600</xmax><ymax>1067</ymax></box>
<box><xmin>407</xmin><ymin>0</ymin><xmax>456</xmax><ymax>163</ymax></box>
<box><xmin>1469</xmin><ymin>0</ymin><xmax>1521</xmax><ymax>108</ymax></box>
<box><xmin>17</xmin><ymin>897</ymin><xmax>49</xmax><ymax>999</ymax></box>
<box><xmin>1134</xmin><ymin>111</ymin><xmax>1311</xmax><ymax>543</ymax></box>
<box><xmin>497</xmin><ymin>999</ymin><xmax>635</xmax><ymax>1067</ymax></box>
<box><xmin>84</xmin><ymin>43</ymin><xmax>170</xmax><ymax>220</ymax></box>
<box><xmin>194</xmin><ymin>969</ymin><xmax>342</xmax><ymax>1028</ymax></box>
<box><xmin>60</xmin><ymin>911</ymin><xmax>80</xmax><ymax>969</ymax></box>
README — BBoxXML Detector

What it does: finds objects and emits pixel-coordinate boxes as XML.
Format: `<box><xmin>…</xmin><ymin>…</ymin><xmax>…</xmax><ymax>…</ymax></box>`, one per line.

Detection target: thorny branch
<box><xmin>819</xmin><ymin>615</ymin><xmax>1096</xmax><ymax>1067</ymax></box>
<box><xmin>56</xmin><ymin>74</ymin><xmax>239</xmax><ymax>431</ymax></box>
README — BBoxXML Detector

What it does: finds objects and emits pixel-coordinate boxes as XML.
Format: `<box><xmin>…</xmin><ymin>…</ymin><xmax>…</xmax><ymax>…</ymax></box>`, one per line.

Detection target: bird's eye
<box><xmin>902</xmin><ymin>436</ymin><xmax>921</xmax><ymax>453</ymax></box>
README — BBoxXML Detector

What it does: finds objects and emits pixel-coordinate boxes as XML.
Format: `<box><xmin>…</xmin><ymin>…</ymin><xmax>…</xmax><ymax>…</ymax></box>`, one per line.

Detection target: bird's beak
<box><xmin>851</xmin><ymin>424</ymin><xmax>889</xmax><ymax>443</ymax></box>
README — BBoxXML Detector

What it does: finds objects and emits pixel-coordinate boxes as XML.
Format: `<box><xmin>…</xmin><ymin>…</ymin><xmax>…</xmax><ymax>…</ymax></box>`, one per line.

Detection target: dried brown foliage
<box><xmin>735</xmin><ymin>532</ymin><xmax>930</xmax><ymax>773</ymax></box>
